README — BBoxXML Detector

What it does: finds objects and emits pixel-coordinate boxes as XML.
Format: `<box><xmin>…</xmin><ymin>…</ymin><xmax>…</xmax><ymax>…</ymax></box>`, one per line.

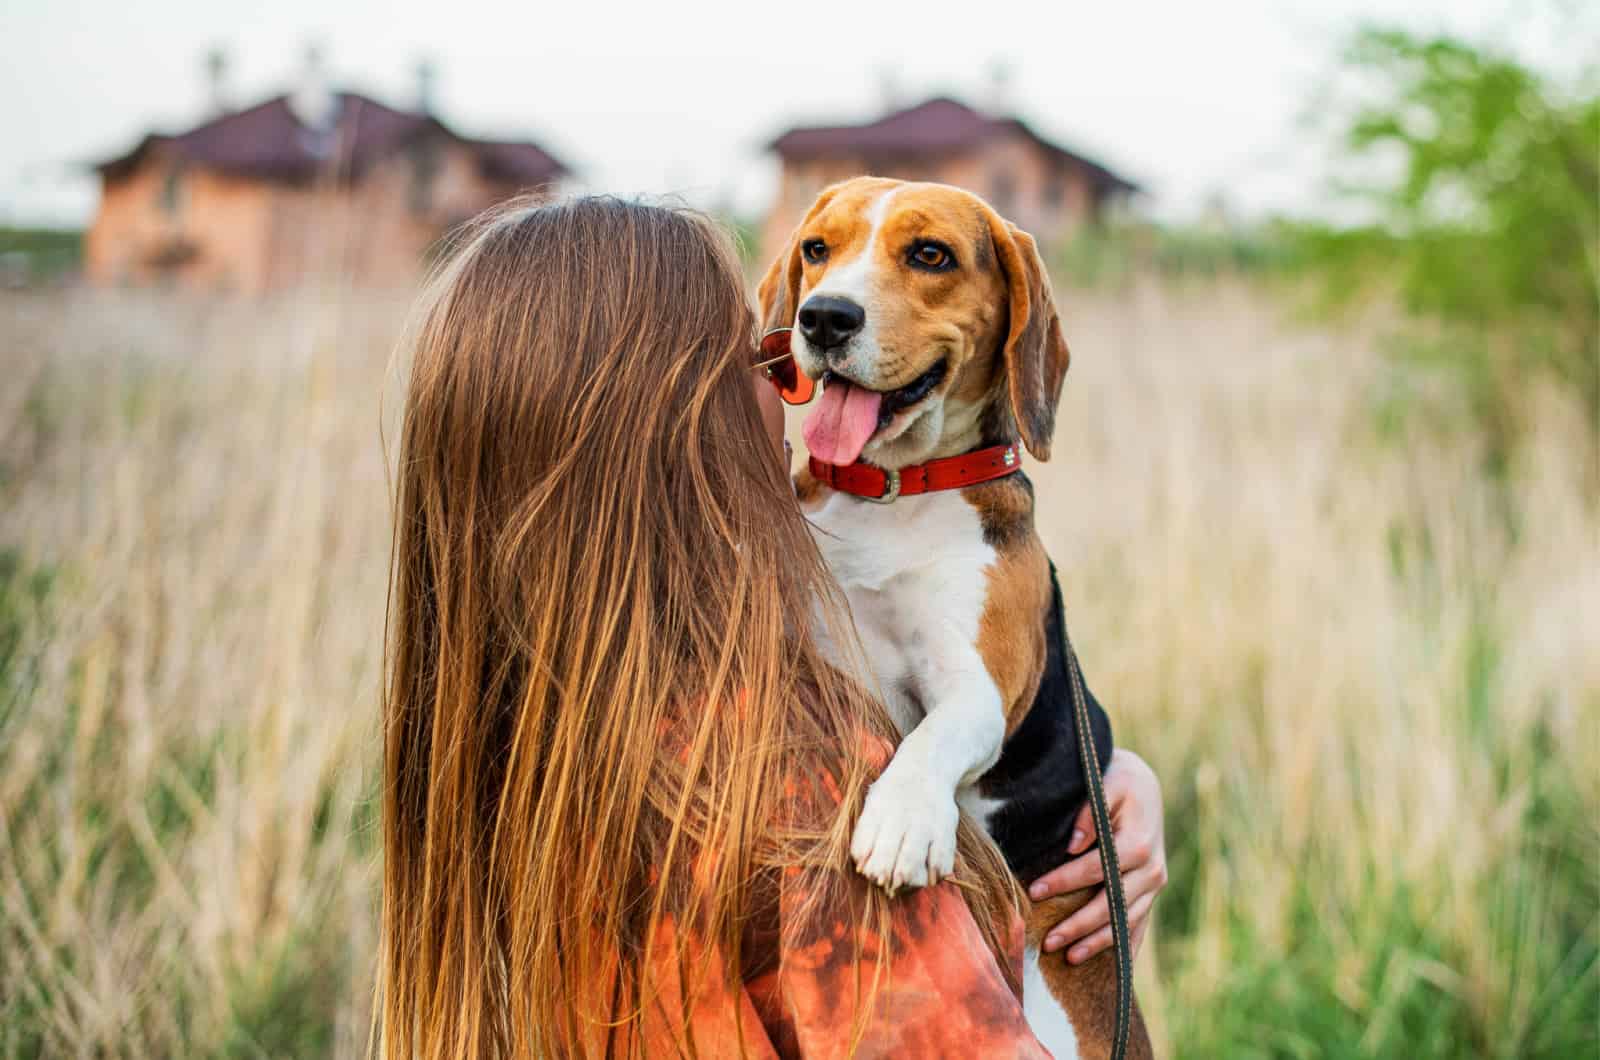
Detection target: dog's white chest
<box><xmin>1024</xmin><ymin>948</ymin><xmax>1081</xmax><ymax>1059</ymax></box>
<box><xmin>809</xmin><ymin>486</ymin><xmax>1082</xmax><ymax>1048</ymax></box>
<box><xmin>806</xmin><ymin>488</ymin><xmax>995</xmax><ymax>733</ymax></box>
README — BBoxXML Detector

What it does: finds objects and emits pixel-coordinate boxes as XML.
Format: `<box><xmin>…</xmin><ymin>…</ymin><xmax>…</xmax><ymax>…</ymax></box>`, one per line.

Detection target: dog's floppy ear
<box><xmin>757</xmin><ymin>185</ymin><xmax>842</xmax><ymax>332</ymax></box>
<box><xmin>983</xmin><ymin>205</ymin><xmax>1071</xmax><ymax>461</ymax></box>
<box><xmin>757</xmin><ymin>229</ymin><xmax>805</xmax><ymax>334</ymax></box>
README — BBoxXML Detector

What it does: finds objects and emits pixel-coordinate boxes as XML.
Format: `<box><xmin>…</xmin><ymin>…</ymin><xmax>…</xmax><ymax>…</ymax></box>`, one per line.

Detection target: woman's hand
<box><xmin>1028</xmin><ymin>748</ymin><xmax>1167</xmax><ymax>964</ymax></box>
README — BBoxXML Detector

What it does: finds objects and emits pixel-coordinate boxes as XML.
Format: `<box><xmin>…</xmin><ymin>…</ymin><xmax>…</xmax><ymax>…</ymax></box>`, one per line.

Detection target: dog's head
<box><xmin>758</xmin><ymin>176</ymin><xmax>1070</xmax><ymax>469</ymax></box>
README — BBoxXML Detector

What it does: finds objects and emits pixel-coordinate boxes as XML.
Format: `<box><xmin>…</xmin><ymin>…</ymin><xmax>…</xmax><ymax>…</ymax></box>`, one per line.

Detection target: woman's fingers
<box><xmin>1042</xmin><ymin>863</ymin><xmax>1164</xmax><ymax>953</ymax></box>
<box><xmin>1065</xmin><ymin>800</ymin><xmax>1096</xmax><ymax>856</ymax></box>
<box><xmin>1043</xmin><ymin>890</ymin><xmax>1106</xmax><ymax>952</ymax></box>
<box><xmin>1063</xmin><ymin>754</ymin><xmax>1148</xmax><ymax>855</ymax></box>
<box><xmin>1027</xmin><ymin>849</ymin><xmax>1104</xmax><ymax>900</ymax></box>
<box><xmin>1112</xmin><ymin>828</ymin><xmax>1154</xmax><ymax>871</ymax></box>
<box><xmin>1028</xmin><ymin>798</ymin><xmax>1153</xmax><ymax>901</ymax></box>
<box><xmin>1064</xmin><ymin>763</ymin><xmax>1134</xmax><ymax>854</ymax></box>
<box><xmin>1057</xmin><ymin>889</ymin><xmax>1158</xmax><ymax>964</ymax></box>
<box><xmin>1030</xmin><ymin>748</ymin><xmax>1169</xmax><ymax>959</ymax></box>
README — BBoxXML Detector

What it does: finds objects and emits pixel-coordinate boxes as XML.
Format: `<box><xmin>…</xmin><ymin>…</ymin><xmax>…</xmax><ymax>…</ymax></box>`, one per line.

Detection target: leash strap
<box><xmin>1051</xmin><ymin>562</ymin><xmax>1132</xmax><ymax>1060</ymax></box>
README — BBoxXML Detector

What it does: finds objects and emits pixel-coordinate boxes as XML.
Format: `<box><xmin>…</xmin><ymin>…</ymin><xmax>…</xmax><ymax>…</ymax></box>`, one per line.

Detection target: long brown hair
<box><xmin>379</xmin><ymin>197</ymin><xmax>1015</xmax><ymax>1057</ymax></box>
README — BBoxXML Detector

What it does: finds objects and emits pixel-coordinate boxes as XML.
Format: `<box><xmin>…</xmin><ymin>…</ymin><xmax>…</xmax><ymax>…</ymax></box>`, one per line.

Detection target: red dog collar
<box><xmin>809</xmin><ymin>443</ymin><xmax>1020</xmax><ymax>503</ymax></box>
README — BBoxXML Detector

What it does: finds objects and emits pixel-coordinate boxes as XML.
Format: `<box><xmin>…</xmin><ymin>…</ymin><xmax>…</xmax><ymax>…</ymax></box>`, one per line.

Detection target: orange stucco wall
<box><xmin>86</xmin><ymin>157</ymin><xmax>274</xmax><ymax>291</ymax></box>
<box><xmin>86</xmin><ymin>141</ymin><xmax>544</xmax><ymax>294</ymax></box>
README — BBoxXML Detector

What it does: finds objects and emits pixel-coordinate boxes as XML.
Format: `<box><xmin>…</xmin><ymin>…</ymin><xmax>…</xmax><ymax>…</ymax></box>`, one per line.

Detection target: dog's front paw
<box><xmin>849</xmin><ymin>767</ymin><xmax>959</xmax><ymax>894</ymax></box>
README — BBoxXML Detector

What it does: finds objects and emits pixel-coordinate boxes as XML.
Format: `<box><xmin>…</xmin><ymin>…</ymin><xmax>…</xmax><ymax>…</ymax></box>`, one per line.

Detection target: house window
<box><xmin>158</xmin><ymin>165</ymin><xmax>185</xmax><ymax>216</ymax></box>
<box><xmin>409</xmin><ymin>137</ymin><xmax>443</xmax><ymax>216</ymax></box>
<box><xmin>1044</xmin><ymin>174</ymin><xmax>1065</xmax><ymax>210</ymax></box>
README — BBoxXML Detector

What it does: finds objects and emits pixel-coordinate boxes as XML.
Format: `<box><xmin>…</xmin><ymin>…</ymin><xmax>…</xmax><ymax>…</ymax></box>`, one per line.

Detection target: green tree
<box><xmin>1292</xmin><ymin>24</ymin><xmax>1599</xmax><ymax>443</ymax></box>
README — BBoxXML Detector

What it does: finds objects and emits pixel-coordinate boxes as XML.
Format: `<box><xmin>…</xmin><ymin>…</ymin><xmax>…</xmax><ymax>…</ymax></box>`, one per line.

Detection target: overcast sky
<box><xmin>0</xmin><ymin>0</ymin><xmax>1577</xmax><ymax>227</ymax></box>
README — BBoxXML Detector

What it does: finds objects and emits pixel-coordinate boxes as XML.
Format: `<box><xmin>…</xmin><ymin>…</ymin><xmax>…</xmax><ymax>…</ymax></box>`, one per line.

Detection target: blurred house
<box><xmin>763</xmin><ymin>97</ymin><xmax>1136</xmax><ymax>258</ymax></box>
<box><xmin>86</xmin><ymin>84</ymin><xmax>567</xmax><ymax>292</ymax></box>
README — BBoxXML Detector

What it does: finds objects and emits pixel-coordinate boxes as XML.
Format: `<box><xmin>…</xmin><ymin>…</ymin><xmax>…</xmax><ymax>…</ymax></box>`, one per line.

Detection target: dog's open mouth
<box><xmin>803</xmin><ymin>359</ymin><xmax>948</xmax><ymax>466</ymax></box>
<box><xmin>826</xmin><ymin>359</ymin><xmax>949</xmax><ymax>430</ymax></box>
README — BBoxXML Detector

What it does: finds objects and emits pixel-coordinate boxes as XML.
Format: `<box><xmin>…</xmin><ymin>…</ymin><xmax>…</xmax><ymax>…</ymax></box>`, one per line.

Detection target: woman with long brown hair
<box><xmin>379</xmin><ymin>196</ymin><xmax>1166</xmax><ymax>1056</ymax></box>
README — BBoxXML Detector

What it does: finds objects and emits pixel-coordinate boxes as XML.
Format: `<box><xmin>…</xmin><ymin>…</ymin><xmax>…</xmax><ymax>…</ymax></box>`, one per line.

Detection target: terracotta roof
<box><xmin>470</xmin><ymin>139</ymin><xmax>568</xmax><ymax>186</ymax></box>
<box><xmin>770</xmin><ymin>97</ymin><xmax>1136</xmax><ymax>194</ymax></box>
<box><xmin>95</xmin><ymin>91</ymin><xmax>568</xmax><ymax>187</ymax></box>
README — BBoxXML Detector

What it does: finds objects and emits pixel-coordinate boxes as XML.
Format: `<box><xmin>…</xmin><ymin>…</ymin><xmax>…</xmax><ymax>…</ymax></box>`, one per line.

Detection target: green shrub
<box><xmin>0</xmin><ymin>226</ymin><xmax>81</xmax><ymax>285</ymax></box>
<box><xmin>1284</xmin><ymin>24</ymin><xmax>1599</xmax><ymax>443</ymax></box>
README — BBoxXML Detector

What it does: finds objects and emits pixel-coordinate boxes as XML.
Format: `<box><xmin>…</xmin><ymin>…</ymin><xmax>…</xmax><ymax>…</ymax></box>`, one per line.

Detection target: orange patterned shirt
<box><xmin>623</xmin><ymin>875</ymin><xmax>1050</xmax><ymax>1059</ymax></box>
<box><xmin>622</xmin><ymin>734</ymin><xmax>1051</xmax><ymax>1058</ymax></box>
<box><xmin>582</xmin><ymin>713</ymin><xmax>1052</xmax><ymax>1058</ymax></box>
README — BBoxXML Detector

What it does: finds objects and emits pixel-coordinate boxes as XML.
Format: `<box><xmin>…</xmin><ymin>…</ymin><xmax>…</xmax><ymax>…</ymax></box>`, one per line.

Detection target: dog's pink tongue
<box><xmin>802</xmin><ymin>380</ymin><xmax>884</xmax><ymax>465</ymax></box>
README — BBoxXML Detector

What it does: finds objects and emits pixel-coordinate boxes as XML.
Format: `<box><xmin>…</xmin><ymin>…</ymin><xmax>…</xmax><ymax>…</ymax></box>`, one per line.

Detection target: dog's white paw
<box><xmin>850</xmin><ymin>767</ymin><xmax>959</xmax><ymax>894</ymax></box>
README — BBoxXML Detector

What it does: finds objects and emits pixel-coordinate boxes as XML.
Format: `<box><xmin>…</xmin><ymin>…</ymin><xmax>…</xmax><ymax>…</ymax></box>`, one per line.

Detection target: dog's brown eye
<box><xmin>801</xmin><ymin>239</ymin><xmax>828</xmax><ymax>264</ymax></box>
<box><xmin>910</xmin><ymin>242</ymin><xmax>953</xmax><ymax>270</ymax></box>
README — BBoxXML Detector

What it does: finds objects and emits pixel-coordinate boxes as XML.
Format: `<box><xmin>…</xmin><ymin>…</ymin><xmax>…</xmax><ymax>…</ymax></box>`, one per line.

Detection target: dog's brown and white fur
<box><xmin>759</xmin><ymin>177</ymin><xmax>1151</xmax><ymax>1059</ymax></box>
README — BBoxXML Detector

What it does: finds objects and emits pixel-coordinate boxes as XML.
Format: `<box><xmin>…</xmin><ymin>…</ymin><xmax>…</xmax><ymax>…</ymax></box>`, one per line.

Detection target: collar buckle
<box><xmin>862</xmin><ymin>467</ymin><xmax>901</xmax><ymax>504</ymax></box>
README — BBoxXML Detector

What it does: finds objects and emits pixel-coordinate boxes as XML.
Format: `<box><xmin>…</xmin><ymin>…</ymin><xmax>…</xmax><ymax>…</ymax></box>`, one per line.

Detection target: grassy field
<box><xmin>1</xmin><ymin>280</ymin><xmax>1594</xmax><ymax>1057</ymax></box>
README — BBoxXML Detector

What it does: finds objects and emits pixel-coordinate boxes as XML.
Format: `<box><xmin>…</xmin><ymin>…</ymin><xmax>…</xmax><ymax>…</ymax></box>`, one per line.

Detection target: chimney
<box><xmin>288</xmin><ymin>42</ymin><xmax>338</xmax><ymax>130</ymax></box>
<box><xmin>984</xmin><ymin>58</ymin><xmax>1014</xmax><ymax>116</ymax></box>
<box><xmin>204</xmin><ymin>47</ymin><xmax>231</xmax><ymax>115</ymax></box>
<box><xmin>415</xmin><ymin>58</ymin><xmax>437</xmax><ymax>115</ymax></box>
<box><xmin>876</xmin><ymin>67</ymin><xmax>902</xmax><ymax>112</ymax></box>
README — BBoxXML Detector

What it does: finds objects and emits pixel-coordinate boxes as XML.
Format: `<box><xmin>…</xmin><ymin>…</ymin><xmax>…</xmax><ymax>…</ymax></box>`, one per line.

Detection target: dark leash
<box><xmin>1051</xmin><ymin>564</ymin><xmax>1132</xmax><ymax>1060</ymax></box>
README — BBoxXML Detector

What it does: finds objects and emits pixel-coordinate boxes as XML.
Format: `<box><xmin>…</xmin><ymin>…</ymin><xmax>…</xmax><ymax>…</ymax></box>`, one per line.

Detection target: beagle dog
<box><xmin>759</xmin><ymin>176</ymin><xmax>1151</xmax><ymax>1060</ymax></box>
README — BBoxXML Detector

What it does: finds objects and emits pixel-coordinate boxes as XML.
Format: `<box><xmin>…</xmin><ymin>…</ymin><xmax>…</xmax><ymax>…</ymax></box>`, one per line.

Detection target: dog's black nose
<box><xmin>797</xmin><ymin>296</ymin><xmax>865</xmax><ymax>352</ymax></box>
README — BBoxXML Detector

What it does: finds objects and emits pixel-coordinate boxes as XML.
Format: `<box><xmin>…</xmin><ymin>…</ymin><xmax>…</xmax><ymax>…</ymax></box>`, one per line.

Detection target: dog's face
<box><xmin>759</xmin><ymin>176</ymin><xmax>1070</xmax><ymax>469</ymax></box>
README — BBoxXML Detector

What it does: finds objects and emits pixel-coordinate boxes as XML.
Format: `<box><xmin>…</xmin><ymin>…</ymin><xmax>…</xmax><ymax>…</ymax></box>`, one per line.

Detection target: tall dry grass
<box><xmin>1</xmin><ymin>290</ymin><xmax>400</xmax><ymax>1056</ymax></box>
<box><xmin>1</xmin><ymin>278</ymin><xmax>1595</xmax><ymax>1057</ymax></box>
<box><xmin>1029</xmin><ymin>280</ymin><xmax>1597</xmax><ymax>1057</ymax></box>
